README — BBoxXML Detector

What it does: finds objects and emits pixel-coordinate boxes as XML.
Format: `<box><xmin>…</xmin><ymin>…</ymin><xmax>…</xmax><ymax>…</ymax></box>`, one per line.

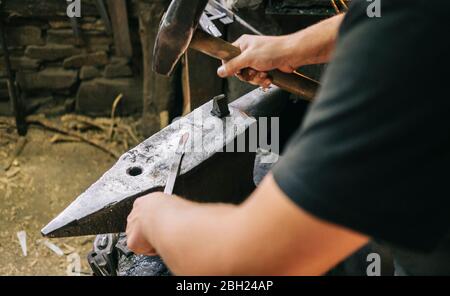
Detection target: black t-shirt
<box><xmin>272</xmin><ymin>0</ymin><xmax>450</xmax><ymax>274</ymax></box>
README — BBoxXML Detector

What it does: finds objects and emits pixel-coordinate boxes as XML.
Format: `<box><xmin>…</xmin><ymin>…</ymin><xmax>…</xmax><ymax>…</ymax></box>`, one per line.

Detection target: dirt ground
<box><xmin>0</xmin><ymin>121</ymin><xmax>121</xmax><ymax>275</ymax></box>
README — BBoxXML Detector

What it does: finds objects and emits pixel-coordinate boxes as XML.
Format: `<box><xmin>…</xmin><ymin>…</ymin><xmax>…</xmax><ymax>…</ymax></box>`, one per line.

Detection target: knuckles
<box><xmin>127</xmin><ymin>239</ymin><xmax>137</xmax><ymax>252</ymax></box>
<box><xmin>132</xmin><ymin>193</ymin><xmax>154</xmax><ymax>207</ymax></box>
<box><xmin>133</xmin><ymin>197</ymin><xmax>143</xmax><ymax>207</ymax></box>
<box><xmin>240</xmin><ymin>34</ymin><xmax>253</xmax><ymax>42</ymax></box>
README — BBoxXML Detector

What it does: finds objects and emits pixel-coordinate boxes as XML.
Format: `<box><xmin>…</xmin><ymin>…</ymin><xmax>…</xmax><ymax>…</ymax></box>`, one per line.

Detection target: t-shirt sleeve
<box><xmin>272</xmin><ymin>0</ymin><xmax>450</xmax><ymax>252</ymax></box>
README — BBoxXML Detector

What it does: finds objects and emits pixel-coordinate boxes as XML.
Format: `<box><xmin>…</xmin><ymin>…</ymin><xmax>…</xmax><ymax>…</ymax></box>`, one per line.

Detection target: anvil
<box><xmin>41</xmin><ymin>87</ymin><xmax>309</xmax><ymax>238</ymax></box>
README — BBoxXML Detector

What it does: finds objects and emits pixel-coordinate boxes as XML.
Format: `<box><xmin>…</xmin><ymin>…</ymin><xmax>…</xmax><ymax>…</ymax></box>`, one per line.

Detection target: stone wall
<box><xmin>0</xmin><ymin>0</ymin><xmax>331</xmax><ymax>118</ymax></box>
<box><xmin>0</xmin><ymin>1</ymin><xmax>142</xmax><ymax>117</ymax></box>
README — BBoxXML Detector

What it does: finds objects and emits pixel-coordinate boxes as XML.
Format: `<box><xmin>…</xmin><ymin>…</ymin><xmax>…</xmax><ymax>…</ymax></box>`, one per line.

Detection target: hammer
<box><xmin>153</xmin><ymin>0</ymin><xmax>318</xmax><ymax>100</ymax></box>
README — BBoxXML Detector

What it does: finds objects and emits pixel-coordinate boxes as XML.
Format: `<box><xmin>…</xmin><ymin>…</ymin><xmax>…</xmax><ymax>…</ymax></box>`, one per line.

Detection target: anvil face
<box><xmin>42</xmin><ymin>87</ymin><xmax>290</xmax><ymax>238</ymax></box>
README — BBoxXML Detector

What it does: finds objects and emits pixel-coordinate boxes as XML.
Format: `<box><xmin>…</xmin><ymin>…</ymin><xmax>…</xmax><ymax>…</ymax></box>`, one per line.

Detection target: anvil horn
<box><xmin>41</xmin><ymin>87</ymin><xmax>302</xmax><ymax>238</ymax></box>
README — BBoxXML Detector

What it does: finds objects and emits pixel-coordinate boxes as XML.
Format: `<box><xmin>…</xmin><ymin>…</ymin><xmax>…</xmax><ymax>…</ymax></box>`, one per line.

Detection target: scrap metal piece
<box><xmin>41</xmin><ymin>87</ymin><xmax>290</xmax><ymax>238</ymax></box>
<box><xmin>207</xmin><ymin>1</ymin><xmax>263</xmax><ymax>34</ymax></box>
<box><xmin>17</xmin><ymin>231</ymin><xmax>27</xmax><ymax>256</ymax></box>
<box><xmin>164</xmin><ymin>133</ymin><xmax>189</xmax><ymax>195</ymax></box>
<box><xmin>87</xmin><ymin>234</ymin><xmax>118</xmax><ymax>276</ymax></box>
<box><xmin>42</xmin><ymin>240</ymin><xmax>64</xmax><ymax>256</ymax></box>
<box><xmin>199</xmin><ymin>12</ymin><xmax>222</xmax><ymax>37</ymax></box>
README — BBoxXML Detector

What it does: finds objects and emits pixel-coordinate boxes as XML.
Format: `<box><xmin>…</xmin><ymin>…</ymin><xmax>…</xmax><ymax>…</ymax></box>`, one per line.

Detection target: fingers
<box><xmin>232</xmin><ymin>38</ymin><xmax>242</xmax><ymax>49</ymax></box>
<box><xmin>232</xmin><ymin>34</ymin><xmax>249</xmax><ymax>51</ymax></box>
<box><xmin>126</xmin><ymin>218</ymin><xmax>158</xmax><ymax>255</ymax></box>
<box><xmin>126</xmin><ymin>195</ymin><xmax>159</xmax><ymax>255</ymax></box>
<box><xmin>217</xmin><ymin>53</ymin><xmax>250</xmax><ymax>78</ymax></box>
<box><xmin>127</xmin><ymin>232</ymin><xmax>157</xmax><ymax>255</ymax></box>
<box><xmin>217</xmin><ymin>34</ymin><xmax>261</xmax><ymax>78</ymax></box>
<box><xmin>237</xmin><ymin>70</ymin><xmax>272</xmax><ymax>88</ymax></box>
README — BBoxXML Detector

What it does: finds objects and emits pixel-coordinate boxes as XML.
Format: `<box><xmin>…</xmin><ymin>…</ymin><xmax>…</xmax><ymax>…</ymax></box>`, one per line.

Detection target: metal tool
<box><xmin>87</xmin><ymin>234</ymin><xmax>119</xmax><ymax>276</ymax></box>
<box><xmin>41</xmin><ymin>86</ymin><xmax>301</xmax><ymax>238</ymax></box>
<box><xmin>207</xmin><ymin>1</ymin><xmax>263</xmax><ymax>35</ymax></box>
<box><xmin>152</xmin><ymin>0</ymin><xmax>318</xmax><ymax>100</ymax></box>
<box><xmin>201</xmin><ymin>0</ymin><xmax>262</xmax><ymax>38</ymax></box>
<box><xmin>164</xmin><ymin>132</ymin><xmax>189</xmax><ymax>195</ymax></box>
<box><xmin>206</xmin><ymin>2</ymin><xmax>232</xmax><ymax>24</ymax></box>
<box><xmin>199</xmin><ymin>12</ymin><xmax>222</xmax><ymax>38</ymax></box>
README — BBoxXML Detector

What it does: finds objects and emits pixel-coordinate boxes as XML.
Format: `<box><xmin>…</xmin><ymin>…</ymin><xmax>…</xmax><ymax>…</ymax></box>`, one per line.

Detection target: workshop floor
<box><xmin>0</xmin><ymin>124</ymin><xmax>117</xmax><ymax>275</ymax></box>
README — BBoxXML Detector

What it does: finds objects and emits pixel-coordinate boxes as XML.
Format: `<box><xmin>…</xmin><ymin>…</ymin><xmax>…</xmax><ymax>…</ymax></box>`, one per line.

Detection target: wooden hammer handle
<box><xmin>190</xmin><ymin>30</ymin><xmax>319</xmax><ymax>101</ymax></box>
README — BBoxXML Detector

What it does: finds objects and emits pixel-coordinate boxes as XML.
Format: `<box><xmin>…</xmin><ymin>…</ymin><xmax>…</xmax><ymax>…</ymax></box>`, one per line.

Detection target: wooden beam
<box><xmin>107</xmin><ymin>0</ymin><xmax>133</xmax><ymax>57</ymax></box>
<box><xmin>181</xmin><ymin>53</ymin><xmax>191</xmax><ymax>115</ymax></box>
<box><xmin>137</xmin><ymin>0</ymin><xmax>177</xmax><ymax>137</ymax></box>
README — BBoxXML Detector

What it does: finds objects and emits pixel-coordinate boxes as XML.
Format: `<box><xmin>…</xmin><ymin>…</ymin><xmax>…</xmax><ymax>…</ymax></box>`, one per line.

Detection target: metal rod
<box><xmin>164</xmin><ymin>133</ymin><xmax>189</xmax><ymax>195</ymax></box>
<box><xmin>209</xmin><ymin>0</ymin><xmax>263</xmax><ymax>36</ymax></box>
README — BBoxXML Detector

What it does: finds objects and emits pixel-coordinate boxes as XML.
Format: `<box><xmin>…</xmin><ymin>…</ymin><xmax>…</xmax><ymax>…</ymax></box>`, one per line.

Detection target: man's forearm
<box><xmin>142</xmin><ymin>174</ymin><xmax>367</xmax><ymax>276</ymax></box>
<box><xmin>217</xmin><ymin>14</ymin><xmax>345</xmax><ymax>83</ymax></box>
<box><xmin>148</xmin><ymin>197</ymin><xmax>240</xmax><ymax>275</ymax></box>
<box><xmin>285</xmin><ymin>14</ymin><xmax>345</xmax><ymax>67</ymax></box>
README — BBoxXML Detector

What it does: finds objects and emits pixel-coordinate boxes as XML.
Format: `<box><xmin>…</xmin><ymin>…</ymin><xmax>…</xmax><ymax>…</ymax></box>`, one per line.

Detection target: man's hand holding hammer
<box><xmin>217</xmin><ymin>15</ymin><xmax>344</xmax><ymax>88</ymax></box>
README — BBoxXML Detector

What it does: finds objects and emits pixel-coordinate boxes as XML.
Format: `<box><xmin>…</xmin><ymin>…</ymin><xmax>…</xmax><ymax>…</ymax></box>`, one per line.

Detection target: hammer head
<box><xmin>153</xmin><ymin>0</ymin><xmax>209</xmax><ymax>76</ymax></box>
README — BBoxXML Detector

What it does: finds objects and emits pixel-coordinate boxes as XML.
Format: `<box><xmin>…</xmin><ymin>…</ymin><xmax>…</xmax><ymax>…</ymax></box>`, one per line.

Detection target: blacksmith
<box><xmin>126</xmin><ymin>0</ymin><xmax>450</xmax><ymax>275</ymax></box>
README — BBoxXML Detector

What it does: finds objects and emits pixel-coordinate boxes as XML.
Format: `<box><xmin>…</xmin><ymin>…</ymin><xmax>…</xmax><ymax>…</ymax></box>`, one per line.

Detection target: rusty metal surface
<box><xmin>41</xmin><ymin>87</ymin><xmax>291</xmax><ymax>238</ymax></box>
